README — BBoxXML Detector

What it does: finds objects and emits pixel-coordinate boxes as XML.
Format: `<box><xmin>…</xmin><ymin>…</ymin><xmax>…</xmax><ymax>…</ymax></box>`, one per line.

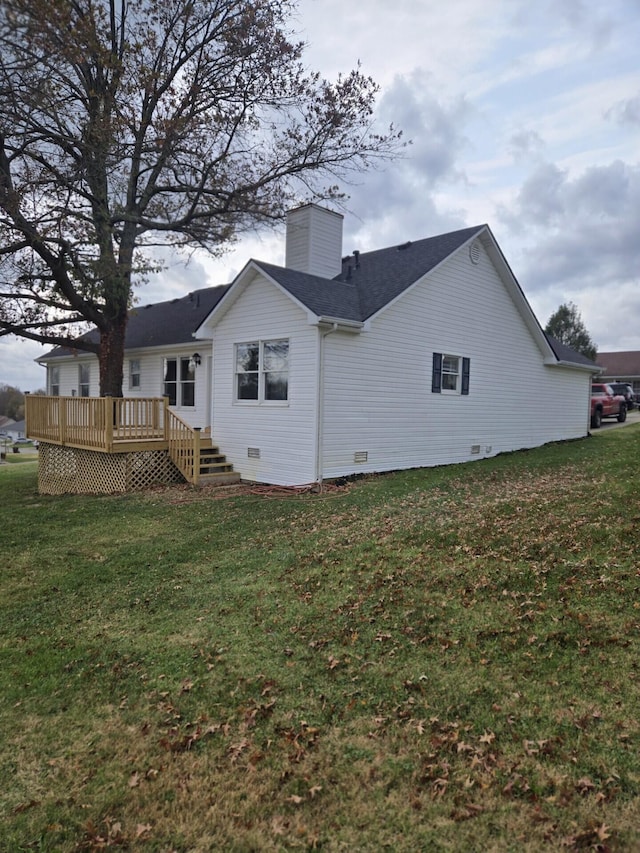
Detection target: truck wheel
<box><xmin>591</xmin><ymin>409</ymin><xmax>602</xmax><ymax>429</ymax></box>
<box><xmin>618</xmin><ymin>405</ymin><xmax>627</xmax><ymax>423</ymax></box>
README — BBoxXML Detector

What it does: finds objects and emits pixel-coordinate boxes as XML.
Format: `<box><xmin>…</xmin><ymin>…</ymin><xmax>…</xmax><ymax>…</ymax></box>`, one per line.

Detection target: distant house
<box><xmin>36</xmin><ymin>204</ymin><xmax>598</xmax><ymax>486</ymax></box>
<box><xmin>5</xmin><ymin>419</ymin><xmax>26</xmax><ymax>440</ymax></box>
<box><xmin>596</xmin><ymin>352</ymin><xmax>640</xmax><ymax>396</ymax></box>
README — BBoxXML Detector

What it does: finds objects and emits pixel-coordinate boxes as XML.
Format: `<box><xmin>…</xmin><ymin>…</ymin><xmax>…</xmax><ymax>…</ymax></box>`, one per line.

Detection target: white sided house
<box><xmin>194</xmin><ymin>204</ymin><xmax>596</xmax><ymax>486</ymax></box>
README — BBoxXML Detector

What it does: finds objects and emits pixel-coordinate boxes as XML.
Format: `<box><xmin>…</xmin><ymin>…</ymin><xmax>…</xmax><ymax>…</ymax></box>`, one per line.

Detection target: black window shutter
<box><xmin>461</xmin><ymin>357</ymin><xmax>470</xmax><ymax>395</ymax></box>
<box><xmin>432</xmin><ymin>352</ymin><xmax>442</xmax><ymax>393</ymax></box>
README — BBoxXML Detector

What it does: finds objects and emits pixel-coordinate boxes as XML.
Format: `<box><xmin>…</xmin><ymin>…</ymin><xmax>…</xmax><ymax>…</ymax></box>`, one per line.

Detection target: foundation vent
<box><xmin>247</xmin><ymin>447</ymin><xmax>260</xmax><ymax>459</ymax></box>
<box><xmin>354</xmin><ymin>451</ymin><xmax>368</xmax><ymax>463</ymax></box>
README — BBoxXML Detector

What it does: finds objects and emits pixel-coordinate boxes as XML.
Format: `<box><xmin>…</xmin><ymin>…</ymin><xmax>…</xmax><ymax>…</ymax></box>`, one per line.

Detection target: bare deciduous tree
<box><xmin>0</xmin><ymin>0</ymin><xmax>402</xmax><ymax>395</ymax></box>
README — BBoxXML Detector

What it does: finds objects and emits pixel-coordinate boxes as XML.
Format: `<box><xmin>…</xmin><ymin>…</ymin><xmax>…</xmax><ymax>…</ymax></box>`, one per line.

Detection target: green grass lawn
<box><xmin>1</xmin><ymin>428</ymin><xmax>639</xmax><ymax>851</ymax></box>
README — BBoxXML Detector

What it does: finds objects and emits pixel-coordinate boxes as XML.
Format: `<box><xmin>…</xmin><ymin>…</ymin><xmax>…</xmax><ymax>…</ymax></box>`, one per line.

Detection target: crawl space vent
<box><xmin>247</xmin><ymin>447</ymin><xmax>260</xmax><ymax>459</ymax></box>
<box><xmin>469</xmin><ymin>242</ymin><xmax>481</xmax><ymax>265</ymax></box>
<box><xmin>354</xmin><ymin>451</ymin><xmax>368</xmax><ymax>463</ymax></box>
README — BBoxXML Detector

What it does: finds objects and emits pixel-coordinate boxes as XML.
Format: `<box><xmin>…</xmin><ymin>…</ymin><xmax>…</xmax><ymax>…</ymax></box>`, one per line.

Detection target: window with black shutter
<box><xmin>431</xmin><ymin>352</ymin><xmax>442</xmax><ymax>393</ymax></box>
<box><xmin>432</xmin><ymin>352</ymin><xmax>470</xmax><ymax>395</ymax></box>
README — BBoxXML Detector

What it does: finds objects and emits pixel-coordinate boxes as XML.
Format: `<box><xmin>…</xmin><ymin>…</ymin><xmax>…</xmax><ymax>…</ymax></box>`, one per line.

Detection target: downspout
<box><xmin>316</xmin><ymin>323</ymin><xmax>338</xmax><ymax>487</ymax></box>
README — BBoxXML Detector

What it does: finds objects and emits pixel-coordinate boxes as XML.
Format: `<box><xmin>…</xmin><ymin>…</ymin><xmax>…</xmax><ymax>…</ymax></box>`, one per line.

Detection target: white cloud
<box><xmin>4</xmin><ymin>0</ymin><xmax>640</xmax><ymax>372</ymax></box>
<box><xmin>0</xmin><ymin>336</ymin><xmax>48</xmax><ymax>392</ymax></box>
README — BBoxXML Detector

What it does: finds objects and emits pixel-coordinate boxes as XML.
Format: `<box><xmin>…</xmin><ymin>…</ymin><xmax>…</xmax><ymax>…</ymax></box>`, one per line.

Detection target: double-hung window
<box><xmin>79</xmin><ymin>363</ymin><xmax>90</xmax><ymax>397</ymax></box>
<box><xmin>163</xmin><ymin>357</ymin><xmax>195</xmax><ymax>407</ymax></box>
<box><xmin>235</xmin><ymin>339</ymin><xmax>289</xmax><ymax>402</ymax></box>
<box><xmin>129</xmin><ymin>359</ymin><xmax>141</xmax><ymax>390</ymax></box>
<box><xmin>432</xmin><ymin>352</ymin><xmax>470</xmax><ymax>395</ymax></box>
<box><xmin>49</xmin><ymin>366</ymin><xmax>60</xmax><ymax>397</ymax></box>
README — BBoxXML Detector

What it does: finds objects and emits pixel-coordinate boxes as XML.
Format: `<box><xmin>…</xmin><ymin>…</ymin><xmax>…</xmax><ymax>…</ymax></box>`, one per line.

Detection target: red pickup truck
<box><xmin>591</xmin><ymin>383</ymin><xmax>627</xmax><ymax>429</ymax></box>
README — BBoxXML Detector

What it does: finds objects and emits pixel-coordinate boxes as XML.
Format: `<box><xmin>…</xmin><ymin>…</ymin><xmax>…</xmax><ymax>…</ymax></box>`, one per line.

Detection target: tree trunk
<box><xmin>99</xmin><ymin>317</ymin><xmax>127</xmax><ymax>397</ymax></box>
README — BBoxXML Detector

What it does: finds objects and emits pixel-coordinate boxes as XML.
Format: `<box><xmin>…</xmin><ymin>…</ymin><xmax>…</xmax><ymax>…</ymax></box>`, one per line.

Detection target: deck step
<box><xmin>197</xmin><ymin>441</ymin><xmax>240</xmax><ymax>483</ymax></box>
<box><xmin>199</xmin><ymin>471</ymin><xmax>242</xmax><ymax>485</ymax></box>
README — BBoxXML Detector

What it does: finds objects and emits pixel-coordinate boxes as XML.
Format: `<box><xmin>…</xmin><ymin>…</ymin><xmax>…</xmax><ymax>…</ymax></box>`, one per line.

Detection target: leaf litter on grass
<box><xmin>2</xmin><ymin>435</ymin><xmax>640</xmax><ymax>850</ymax></box>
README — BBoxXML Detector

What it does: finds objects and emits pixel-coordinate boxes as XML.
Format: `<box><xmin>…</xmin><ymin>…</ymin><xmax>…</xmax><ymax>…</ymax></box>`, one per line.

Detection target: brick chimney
<box><xmin>285</xmin><ymin>204</ymin><xmax>343</xmax><ymax>279</ymax></box>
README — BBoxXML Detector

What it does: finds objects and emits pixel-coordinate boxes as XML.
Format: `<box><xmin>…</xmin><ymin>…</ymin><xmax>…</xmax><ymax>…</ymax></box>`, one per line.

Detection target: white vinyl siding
<box><xmin>319</xmin><ymin>241</ymin><xmax>590</xmax><ymax>480</ymax></box>
<box><xmin>41</xmin><ymin>346</ymin><xmax>211</xmax><ymax>429</ymax></box>
<box><xmin>46</xmin><ymin>358</ymin><xmax>98</xmax><ymax>398</ymax></box>
<box><xmin>210</xmin><ymin>273</ymin><xmax>318</xmax><ymax>485</ymax></box>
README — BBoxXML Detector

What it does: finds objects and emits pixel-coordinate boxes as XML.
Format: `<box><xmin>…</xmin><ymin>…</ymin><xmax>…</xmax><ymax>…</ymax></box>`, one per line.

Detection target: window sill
<box><xmin>233</xmin><ymin>400</ymin><xmax>289</xmax><ymax>407</ymax></box>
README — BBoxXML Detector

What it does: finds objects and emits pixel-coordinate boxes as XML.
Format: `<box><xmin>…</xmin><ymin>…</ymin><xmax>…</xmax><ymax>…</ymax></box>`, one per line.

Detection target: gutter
<box><xmin>547</xmin><ymin>358</ymin><xmax>599</xmax><ymax>374</ymax></box>
<box><xmin>316</xmin><ymin>316</ymin><xmax>364</xmax><ymax>333</ymax></box>
<box><xmin>315</xmin><ymin>323</ymin><xmax>339</xmax><ymax>486</ymax></box>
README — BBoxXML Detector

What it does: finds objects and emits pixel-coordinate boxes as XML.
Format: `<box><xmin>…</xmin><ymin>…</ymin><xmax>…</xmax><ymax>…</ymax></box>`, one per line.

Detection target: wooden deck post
<box><xmin>105</xmin><ymin>396</ymin><xmax>114</xmax><ymax>452</ymax></box>
<box><xmin>162</xmin><ymin>397</ymin><xmax>170</xmax><ymax>441</ymax></box>
<box><xmin>59</xmin><ymin>397</ymin><xmax>66</xmax><ymax>445</ymax></box>
<box><xmin>193</xmin><ymin>427</ymin><xmax>201</xmax><ymax>487</ymax></box>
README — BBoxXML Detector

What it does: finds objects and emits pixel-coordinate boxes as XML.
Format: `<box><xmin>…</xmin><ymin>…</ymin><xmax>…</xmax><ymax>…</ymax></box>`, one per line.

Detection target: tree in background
<box><xmin>0</xmin><ymin>384</ymin><xmax>25</xmax><ymax>421</ymax></box>
<box><xmin>545</xmin><ymin>302</ymin><xmax>597</xmax><ymax>362</ymax></box>
<box><xmin>0</xmin><ymin>0</ymin><xmax>402</xmax><ymax>396</ymax></box>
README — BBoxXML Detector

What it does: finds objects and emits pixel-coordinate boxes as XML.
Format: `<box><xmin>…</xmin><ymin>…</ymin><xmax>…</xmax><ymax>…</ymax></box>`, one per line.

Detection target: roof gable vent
<box><xmin>469</xmin><ymin>241</ymin><xmax>481</xmax><ymax>264</ymax></box>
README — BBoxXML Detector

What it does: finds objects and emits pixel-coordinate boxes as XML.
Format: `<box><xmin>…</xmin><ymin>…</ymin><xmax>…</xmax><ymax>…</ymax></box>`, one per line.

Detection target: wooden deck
<box><xmin>25</xmin><ymin>396</ymin><xmax>239</xmax><ymax>490</ymax></box>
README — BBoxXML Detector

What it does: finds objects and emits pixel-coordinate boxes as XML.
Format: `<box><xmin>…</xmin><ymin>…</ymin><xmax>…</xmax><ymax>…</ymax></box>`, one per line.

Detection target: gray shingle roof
<box><xmin>544</xmin><ymin>335</ymin><xmax>599</xmax><ymax>369</ymax></box>
<box><xmin>123</xmin><ymin>286</ymin><xmax>229</xmax><ymax>348</ymax></box>
<box><xmin>40</xmin><ymin>225</ymin><xmax>594</xmax><ymax>375</ymax></box>
<box><xmin>40</xmin><ymin>285</ymin><xmax>229</xmax><ymax>359</ymax></box>
<box><xmin>257</xmin><ymin>224</ymin><xmax>485</xmax><ymax>322</ymax></box>
<box><xmin>256</xmin><ymin>262</ymin><xmax>363</xmax><ymax>321</ymax></box>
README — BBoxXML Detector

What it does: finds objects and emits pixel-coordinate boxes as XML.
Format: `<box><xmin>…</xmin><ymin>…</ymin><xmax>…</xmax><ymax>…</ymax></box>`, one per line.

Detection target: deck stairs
<box><xmin>197</xmin><ymin>438</ymin><xmax>241</xmax><ymax>485</ymax></box>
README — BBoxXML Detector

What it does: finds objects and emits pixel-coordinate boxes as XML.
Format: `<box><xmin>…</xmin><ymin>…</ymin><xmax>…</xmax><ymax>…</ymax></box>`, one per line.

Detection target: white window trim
<box><xmin>432</xmin><ymin>352</ymin><xmax>470</xmax><ymax>396</ymax></box>
<box><xmin>163</xmin><ymin>356</ymin><xmax>196</xmax><ymax>409</ymax></box>
<box><xmin>441</xmin><ymin>354</ymin><xmax>461</xmax><ymax>395</ymax></box>
<box><xmin>49</xmin><ymin>366</ymin><xmax>60</xmax><ymax>397</ymax></box>
<box><xmin>79</xmin><ymin>363</ymin><xmax>90</xmax><ymax>397</ymax></box>
<box><xmin>234</xmin><ymin>339</ymin><xmax>290</xmax><ymax>405</ymax></box>
<box><xmin>129</xmin><ymin>359</ymin><xmax>141</xmax><ymax>390</ymax></box>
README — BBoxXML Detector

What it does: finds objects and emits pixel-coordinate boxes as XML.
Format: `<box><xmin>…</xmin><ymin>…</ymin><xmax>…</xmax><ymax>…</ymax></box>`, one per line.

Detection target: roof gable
<box><xmin>200</xmin><ymin>225</ymin><xmax>486</xmax><ymax>333</ymax></box>
<box><xmin>201</xmin><ymin>224</ymin><xmax>598</xmax><ymax>374</ymax></box>
<box><xmin>257</xmin><ymin>262</ymin><xmax>363</xmax><ymax>321</ymax></box>
<box><xmin>266</xmin><ymin>224</ymin><xmax>485</xmax><ymax>323</ymax></box>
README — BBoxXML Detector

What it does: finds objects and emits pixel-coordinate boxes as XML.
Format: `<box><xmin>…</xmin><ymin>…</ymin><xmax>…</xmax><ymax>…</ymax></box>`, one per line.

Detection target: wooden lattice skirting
<box><xmin>37</xmin><ymin>443</ymin><xmax>185</xmax><ymax>495</ymax></box>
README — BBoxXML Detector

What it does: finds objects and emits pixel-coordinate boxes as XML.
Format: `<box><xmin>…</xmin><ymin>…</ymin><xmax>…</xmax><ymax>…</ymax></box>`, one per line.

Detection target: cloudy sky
<box><xmin>3</xmin><ymin>0</ymin><xmax>640</xmax><ymax>391</ymax></box>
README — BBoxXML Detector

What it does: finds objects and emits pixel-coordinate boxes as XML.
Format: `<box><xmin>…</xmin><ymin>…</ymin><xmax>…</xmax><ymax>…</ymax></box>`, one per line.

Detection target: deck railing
<box><xmin>166</xmin><ymin>408</ymin><xmax>201</xmax><ymax>486</ymax></box>
<box><xmin>26</xmin><ymin>395</ymin><xmax>168</xmax><ymax>451</ymax></box>
<box><xmin>25</xmin><ymin>396</ymin><xmax>210</xmax><ymax>487</ymax></box>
